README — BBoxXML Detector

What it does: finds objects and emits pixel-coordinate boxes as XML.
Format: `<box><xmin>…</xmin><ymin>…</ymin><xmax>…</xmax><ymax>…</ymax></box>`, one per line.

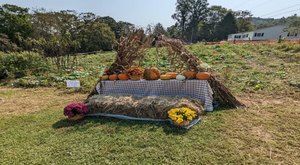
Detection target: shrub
<box><xmin>0</xmin><ymin>51</ymin><xmax>51</xmax><ymax>79</ymax></box>
<box><xmin>12</xmin><ymin>76</ymin><xmax>50</xmax><ymax>88</ymax></box>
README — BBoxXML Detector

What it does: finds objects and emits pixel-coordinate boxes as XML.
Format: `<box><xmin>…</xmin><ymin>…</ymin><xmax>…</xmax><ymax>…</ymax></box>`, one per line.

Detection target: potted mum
<box><xmin>64</xmin><ymin>102</ymin><xmax>89</xmax><ymax>121</ymax></box>
<box><xmin>168</xmin><ymin>107</ymin><xmax>197</xmax><ymax>127</ymax></box>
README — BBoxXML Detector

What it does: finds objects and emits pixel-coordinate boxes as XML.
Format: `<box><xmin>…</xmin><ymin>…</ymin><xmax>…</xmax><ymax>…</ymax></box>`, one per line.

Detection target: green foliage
<box><xmin>172</xmin><ymin>1</ymin><xmax>254</xmax><ymax>42</ymax></box>
<box><xmin>79</xmin><ymin>22</ymin><xmax>116</xmax><ymax>52</ymax></box>
<box><xmin>286</xmin><ymin>15</ymin><xmax>300</xmax><ymax>34</ymax></box>
<box><xmin>0</xmin><ymin>51</ymin><xmax>51</xmax><ymax>79</ymax></box>
<box><xmin>12</xmin><ymin>76</ymin><xmax>51</xmax><ymax>88</ymax></box>
<box><xmin>172</xmin><ymin>0</ymin><xmax>209</xmax><ymax>42</ymax></box>
<box><xmin>167</xmin><ymin>25</ymin><xmax>181</xmax><ymax>38</ymax></box>
<box><xmin>234</xmin><ymin>10</ymin><xmax>253</xmax><ymax>32</ymax></box>
<box><xmin>0</xmin><ymin>4</ymin><xmax>133</xmax><ymax>57</ymax></box>
<box><xmin>153</xmin><ymin>23</ymin><xmax>168</xmax><ymax>36</ymax></box>
<box><xmin>252</xmin><ymin>15</ymin><xmax>300</xmax><ymax>30</ymax></box>
<box><xmin>100</xmin><ymin>16</ymin><xmax>134</xmax><ymax>39</ymax></box>
<box><xmin>0</xmin><ymin>34</ymin><xmax>18</xmax><ymax>52</ymax></box>
<box><xmin>0</xmin><ymin>4</ymin><xmax>32</xmax><ymax>43</ymax></box>
<box><xmin>216</xmin><ymin>12</ymin><xmax>238</xmax><ymax>40</ymax></box>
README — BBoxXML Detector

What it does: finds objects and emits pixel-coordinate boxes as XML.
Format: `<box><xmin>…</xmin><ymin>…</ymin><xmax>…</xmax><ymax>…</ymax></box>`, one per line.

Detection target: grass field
<box><xmin>0</xmin><ymin>42</ymin><xmax>300</xmax><ymax>164</ymax></box>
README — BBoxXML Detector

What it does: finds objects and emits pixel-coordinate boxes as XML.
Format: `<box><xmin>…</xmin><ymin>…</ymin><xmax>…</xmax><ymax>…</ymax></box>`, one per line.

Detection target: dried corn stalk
<box><xmin>108</xmin><ymin>29</ymin><xmax>151</xmax><ymax>73</ymax></box>
<box><xmin>155</xmin><ymin>36</ymin><xmax>245</xmax><ymax>108</ymax></box>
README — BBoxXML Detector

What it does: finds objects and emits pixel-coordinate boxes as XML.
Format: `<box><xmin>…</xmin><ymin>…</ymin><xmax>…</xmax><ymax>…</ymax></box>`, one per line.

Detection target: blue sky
<box><xmin>1</xmin><ymin>0</ymin><xmax>300</xmax><ymax>28</ymax></box>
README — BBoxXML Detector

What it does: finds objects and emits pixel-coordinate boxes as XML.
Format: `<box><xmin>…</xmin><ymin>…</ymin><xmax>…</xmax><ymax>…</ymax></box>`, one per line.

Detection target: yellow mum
<box><xmin>168</xmin><ymin>107</ymin><xmax>198</xmax><ymax>124</ymax></box>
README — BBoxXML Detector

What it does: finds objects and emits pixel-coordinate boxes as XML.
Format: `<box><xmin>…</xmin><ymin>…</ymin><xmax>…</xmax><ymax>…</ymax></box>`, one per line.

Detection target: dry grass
<box><xmin>0</xmin><ymin>87</ymin><xmax>85</xmax><ymax>116</ymax></box>
<box><xmin>223</xmin><ymin>94</ymin><xmax>300</xmax><ymax>164</ymax></box>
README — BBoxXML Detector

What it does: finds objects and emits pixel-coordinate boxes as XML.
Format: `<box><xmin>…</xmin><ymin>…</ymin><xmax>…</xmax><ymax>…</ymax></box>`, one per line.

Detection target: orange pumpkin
<box><xmin>144</xmin><ymin>67</ymin><xmax>160</xmax><ymax>80</ymax></box>
<box><xmin>165</xmin><ymin>72</ymin><xmax>177</xmax><ymax>79</ymax></box>
<box><xmin>118</xmin><ymin>73</ymin><xmax>129</xmax><ymax>80</ymax></box>
<box><xmin>101</xmin><ymin>75</ymin><xmax>109</xmax><ymax>80</ymax></box>
<box><xmin>196</xmin><ymin>72</ymin><xmax>210</xmax><ymax>80</ymax></box>
<box><xmin>160</xmin><ymin>74</ymin><xmax>172</xmax><ymax>80</ymax></box>
<box><xmin>183</xmin><ymin>70</ymin><xmax>197</xmax><ymax>79</ymax></box>
<box><xmin>108</xmin><ymin>74</ymin><xmax>118</xmax><ymax>81</ymax></box>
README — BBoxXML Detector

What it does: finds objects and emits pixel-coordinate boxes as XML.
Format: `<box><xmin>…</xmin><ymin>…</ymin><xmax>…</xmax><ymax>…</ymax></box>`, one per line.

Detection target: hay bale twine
<box><xmin>86</xmin><ymin>95</ymin><xmax>204</xmax><ymax>119</ymax></box>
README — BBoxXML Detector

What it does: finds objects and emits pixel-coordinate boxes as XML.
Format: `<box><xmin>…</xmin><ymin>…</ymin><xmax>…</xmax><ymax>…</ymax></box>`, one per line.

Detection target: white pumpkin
<box><xmin>176</xmin><ymin>74</ymin><xmax>186</xmax><ymax>80</ymax></box>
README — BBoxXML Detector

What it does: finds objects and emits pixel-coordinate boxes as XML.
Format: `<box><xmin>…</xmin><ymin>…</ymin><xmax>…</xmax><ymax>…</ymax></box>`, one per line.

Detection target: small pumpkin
<box><xmin>101</xmin><ymin>75</ymin><xmax>109</xmax><ymax>80</ymax></box>
<box><xmin>144</xmin><ymin>67</ymin><xmax>160</xmax><ymax>80</ymax></box>
<box><xmin>196</xmin><ymin>72</ymin><xmax>210</xmax><ymax>80</ymax></box>
<box><xmin>118</xmin><ymin>73</ymin><xmax>129</xmax><ymax>80</ymax></box>
<box><xmin>183</xmin><ymin>70</ymin><xmax>197</xmax><ymax>79</ymax></box>
<box><xmin>108</xmin><ymin>74</ymin><xmax>118</xmax><ymax>81</ymax></box>
<box><xmin>160</xmin><ymin>74</ymin><xmax>172</xmax><ymax>80</ymax></box>
<box><xmin>176</xmin><ymin>74</ymin><xmax>186</xmax><ymax>80</ymax></box>
<box><xmin>165</xmin><ymin>72</ymin><xmax>177</xmax><ymax>79</ymax></box>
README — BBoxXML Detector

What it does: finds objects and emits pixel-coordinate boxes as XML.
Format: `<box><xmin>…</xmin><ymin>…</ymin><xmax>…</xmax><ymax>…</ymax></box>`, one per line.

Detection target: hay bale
<box><xmin>86</xmin><ymin>95</ymin><xmax>204</xmax><ymax>119</ymax></box>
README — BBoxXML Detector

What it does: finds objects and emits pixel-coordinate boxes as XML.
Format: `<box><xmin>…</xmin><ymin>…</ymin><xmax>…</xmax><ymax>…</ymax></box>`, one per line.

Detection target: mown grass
<box><xmin>0</xmin><ymin>88</ymin><xmax>299</xmax><ymax>164</ymax></box>
<box><xmin>1</xmin><ymin>42</ymin><xmax>300</xmax><ymax>164</ymax></box>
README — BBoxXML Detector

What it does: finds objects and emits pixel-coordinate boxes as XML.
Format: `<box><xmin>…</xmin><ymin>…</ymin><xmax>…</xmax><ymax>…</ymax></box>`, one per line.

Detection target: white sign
<box><xmin>66</xmin><ymin>80</ymin><xmax>81</xmax><ymax>88</ymax></box>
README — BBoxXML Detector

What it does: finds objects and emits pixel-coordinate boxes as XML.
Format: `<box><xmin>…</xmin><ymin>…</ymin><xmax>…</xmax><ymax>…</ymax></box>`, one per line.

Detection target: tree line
<box><xmin>1</xmin><ymin>2</ymin><xmax>300</xmax><ymax>55</ymax></box>
<box><xmin>0</xmin><ymin>4</ymin><xmax>134</xmax><ymax>54</ymax></box>
<box><xmin>150</xmin><ymin>0</ymin><xmax>300</xmax><ymax>43</ymax></box>
<box><xmin>167</xmin><ymin>0</ymin><xmax>253</xmax><ymax>42</ymax></box>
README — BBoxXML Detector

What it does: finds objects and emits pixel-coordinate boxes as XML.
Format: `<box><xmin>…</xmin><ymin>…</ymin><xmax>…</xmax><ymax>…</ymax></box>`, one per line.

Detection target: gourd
<box><xmin>144</xmin><ymin>67</ymin><xmax>160</xmax><ymax>80</ymax></box>
<box><xmin>196</xmin><ymin>72</ymin><xmax>210</xmax><ymax>80</ymax></box>
<box><xmin>165</xmin><ymin>72</ymin><xmax>177</xmax><ymax>79</ymax></box>
<box><xmin>183</xmin><ymin>70</ymin><xmax>196</xmax><ymax>79</ymax></box>
<box><xmin>118</xmin><ymin>73</ymin><xmax>129</xmax><ymax>80</ymax></box>
<box><xmin>101</xmin><ymin>75</ymin><xmax>109</xmax><ymax>80</ymax></box>
<box><xmin>176</xmin><ymin>74</ymin><xmax>186</xmax><ymax>80</ymax></box>
<box><xmin>108</xmin><ymin>74</ymin><xmax>118</xmax><ymax>81</ymax></box>
<box><xmin>160</xmin><ymin>74</ymin><xmax>172</xmax><ymax>80</ymax></box>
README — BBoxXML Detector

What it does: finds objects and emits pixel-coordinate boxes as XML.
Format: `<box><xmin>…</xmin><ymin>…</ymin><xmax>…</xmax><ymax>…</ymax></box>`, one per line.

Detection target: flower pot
<box><xmin>68</xmin><ymin>115</ymin><xmax>84</xmax><ymax>121</ymax></box>
<box><xmin>174</xmin><ymin>120</ymin><xmax>190</xmax><ymax>127</ymax></box>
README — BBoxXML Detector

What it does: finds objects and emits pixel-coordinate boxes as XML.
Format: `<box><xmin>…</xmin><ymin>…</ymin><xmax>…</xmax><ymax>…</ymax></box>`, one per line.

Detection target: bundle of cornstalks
<box><xmin>155</xmin><ymin>37</ymin><xmax>201</xmax><ymax>71</ymax></box>
<box><xmin>108</xmin><ymin>29</ymin><xmax>151</xmax><ymax>73</ymax></box>
<box><xmin>155</xmin><ymin>36</ymin><xmax>245</xmax><ymax>108</ymax></box>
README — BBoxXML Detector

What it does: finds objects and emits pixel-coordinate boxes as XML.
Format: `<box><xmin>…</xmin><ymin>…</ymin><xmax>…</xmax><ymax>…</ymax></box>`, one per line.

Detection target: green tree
<box><xmin>235</xmin><ymin>10</ymin><xmax>253</xmax><ymax>32</ymax></box>
<box><xmin>205</xmin><ymin>6</ymin><xmax>228</xmax><ymax>40</ymax></box>
<box><xmin>286</xmin><ymin>15</ymin><xmax>300</xmax><ymax>34</ymax></box>
<box><xmin>186</xmin><ymin>0</ymin><xmax>209</xmax><ymax>42</ymax></box>
<box><xmin>216</xmin><ymin>11</ymin><xmax>238</xmax><ymax>40</ymax></box>
<box><xmin>100</xmin><ymin>16</ymin><xmax>120</xmax><ymax>38</ymax></box>
<box><xmin>116</xmin><ymin>21</ymin><xmax>135</xmax><ymax>37</ymax></box>
<box><xmin>0</xmin><ymin>34</ymin><xmax>18</xmax><ymax>52</ymax></box>
<box><xmin>196</xmin><ymin>21</ymin><xmax>212</xmax><ymax>41</ymax></box>
<box><xmin>153</xmin><ymin>23</ymin><xmax>168</xmax><ymax>36</ymax></box>
<box><xmin>172</xmin><ymin>0</ymin><xmax>193</xmax><ymax>39</ymax></box>
<box><xmin>30</xmin><ymin>10</ymin><xmax>80</xmax><ymax>52</ymax></box>
<box><xmin>0</xmin><ymin>4</ymin><xmax>32</xmax><ymax>44</ymax></box>
<box><xmin>167</xmin><ymin>25</ymin><xmax>181</xmax><ymax>38</ymax></box>
<box><xmin>79</xmin><ymin>22</ymin><xmax>116</xmax><ymax>52</ymax></box>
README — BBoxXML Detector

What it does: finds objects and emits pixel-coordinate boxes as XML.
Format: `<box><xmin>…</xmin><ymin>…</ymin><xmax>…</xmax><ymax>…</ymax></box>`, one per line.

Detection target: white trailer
<box><xmin>228</xmin><ymin>25</ymin><xmax>300</xmax><ymax>41</ymax></box>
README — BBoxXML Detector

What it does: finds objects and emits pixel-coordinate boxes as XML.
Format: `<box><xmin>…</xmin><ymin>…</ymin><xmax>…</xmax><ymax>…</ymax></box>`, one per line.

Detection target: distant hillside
<box><xmin>251</xmin><ymin>14</ymin><xmax>300</xmax><ymax>30</ymax></box>
<box><xmin>252</xmin><ymin>17</ymin><xmax>286</xmax><ymax>29</ymax></box>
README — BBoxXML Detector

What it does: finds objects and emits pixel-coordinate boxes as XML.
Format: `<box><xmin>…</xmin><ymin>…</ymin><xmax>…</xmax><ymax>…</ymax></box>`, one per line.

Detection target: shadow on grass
<box><xmin>52</xmin><ymin>116</ymin><xmax>189</xmax><ymax>135</ymax></box>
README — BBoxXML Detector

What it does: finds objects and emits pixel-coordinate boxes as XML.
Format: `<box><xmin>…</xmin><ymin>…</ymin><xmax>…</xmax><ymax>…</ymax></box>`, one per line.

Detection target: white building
<box><xmin>228</xmin><ymin>25</ymin><xmax>300</xmax><ymax>41</ymax></box>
